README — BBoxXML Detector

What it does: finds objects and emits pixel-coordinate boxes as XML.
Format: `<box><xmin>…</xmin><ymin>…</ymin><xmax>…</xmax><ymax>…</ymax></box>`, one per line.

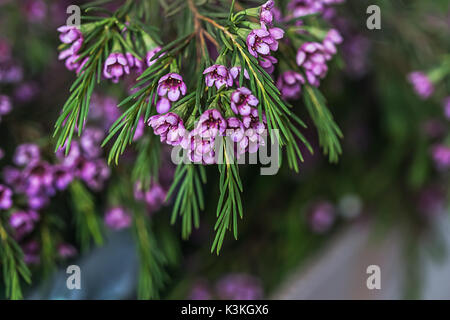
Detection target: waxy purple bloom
<box><xmin>408</xmin><ymin>71</ymin><xmax>434</xmax><ymax>99</ymax></box>
<box><xmin>242</xmin><ymin>108</ymin><xmax>267</xmax><ymax>153</ymax></box>
<box><xmin>230</xmin><ymin>66</ymin><xmax>249</xmax><ymax>86</ymax></box>
<box><xmin>195</xmin><ymin>109</ymin><xmax>227</xmax><ymax>139</ymax></box>
<box><xmin>126</xmin><ymin>53</ymin><xmax>144</xmax><ymax>74</ymax></box>
<box><xmin>226</xmin><ymin>117</ymin><xmax>246</xmax><ymax>144</ymax></box>
<box><xmin>259</xmin><ymin>55</ymin><xmax>278</xmax><ymax>74</ymax></box>
<box><xmin>183</xmin><ymin>132</ymin><xmax>216</xmax><ymax>165</ymax></box>
<box><xmin>148</xmin><ymin>112</ymin><xmax>186</xmax><ymax>146</ymax></box>
<box><xmin>57</xmin><ymin>25</ymin><xmax>83</xmax><ymax>44</ymax></box>
<box><xmin>296</xmin><ymin>42</ymin><xmax>329</xmax><ymax>87</ymax></box>
<box><xmin>260</xmin><ymin>0</ymin><xmax>275</xmax><ymax>26</ymax></box>
<box><xmin>156</xmin><ymin>73</ymin><xmax>187</xmax><ymax>114</ymax></box>
<box><xmin>230</xmin><ymin>87</ymin><xmax>259</xmax><ymax>116</ymax></box>
<box><xmin>277</xmin><ymin>71</ymin><xmax>305</xmax><ymax>99</ymax></box>
<box><xmin>246</xmin><ymin>26</ymin><xmax>284</xmax><ymax>58</ymax></box>
<box><xmin>104</xmin><ymin>206</ymin><xmax>132</xmax><ymax>230</ymax></box>
<box><xmin>0</xmin><ymin>95</ymin><xmax>12</xmax><ymax>121</ymax></box>
<box><xmin>288</xmin><ymin>0</ymin><xmax>324</xmax><ymax>18</ymax></box>
<box><xmin>308</xmin><ymin>201</ymin><xmax>336</xmax><ymax>233</ymax></box>
<box><xmin>9</xmin><ymin>210</ymin><xmax>39</xmax><ymax>240</ymax></box>
<box><xmin>146</xmin><ymin>47</ymin><xmax>162</xmax><ymax>67</ymax></box>
<box><xmin>103</xmin><ymin>53</ymin><xmax>130</xmax><ymax>83</ymax></box>
<box><xmin>13</xmin><ymin>143</ymin><xmax>40</xmax><ymax>167</ymax></box>
<box><xmin>203</xmin><ymin>65</ymin><xmax>233</xmax><ymax>90</ymax></box>
<box><xmin>0</xmin><ymin>184</ymin><xmax>13</xmax><ymax>210</ymax></box>
<box><xmin>216</xmin><ymin>274</ymin><xmax>263</xmax><ymax>300</ymax></box>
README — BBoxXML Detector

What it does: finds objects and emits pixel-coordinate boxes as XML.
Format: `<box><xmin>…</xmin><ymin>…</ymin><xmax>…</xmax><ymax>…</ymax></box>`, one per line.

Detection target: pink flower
<box><xmin>230</xmin><ymin>87</ymin><xmax>259</xmax><ymax>116</ymax></box>
<box><xmin>104</xmin><ymin>206</ymin><xmax>132</xmax><ymax>230</ymax></box>
<box><xmin>246</xmin><ymin>26</ymin><xmax>284</xmax><ymax>58</ymax></box>
<box><xmin>146</xmin><ymin>47</ymin><xmax>162</xmax><ymax>67</ymax></box>
<box><xmin>296</xmin><ymin>42</ymin><xmax>329</xmax><ymax>87</ymax></box>
<box><xmin>0</xmin><ymin>184</ymin><xmax>13</xmax><ymax>210</ymax></box>
<box><xmin>408</xmin><ymin>71</ymin><xmax>434</xmax><ymax>99</ymax></box>
<box><xmin>276</xmin><ymin>71</ymin><xmax>305</xmax><ymax>100</ymax></box>
<box><xmin>103</xmin><ymin>53</ymin><xmax>130</xmax><ymax>83</ymax></box>
<box><xmin>156</xmin><ymin>73</ymin><xmax>187</xmax><ymax>114</ymax></box>
<box><xmin>57</xmin><ymin>25</ymin><xmax>83</xmax><ymax>44</ymax></box>
<box><xmin>148</xmin><ymin>112</ymin><xmax>186</xmax><ymax>146</ymax></box>
<box><xmin>203</xmin><ymin>65</ymin><xmax>233</xmax><ymax>90</ymax></box>
<box><xmin>195</xmin><ymin>109</ymin><xmax>227</xmax><ymax>139</ymax></box>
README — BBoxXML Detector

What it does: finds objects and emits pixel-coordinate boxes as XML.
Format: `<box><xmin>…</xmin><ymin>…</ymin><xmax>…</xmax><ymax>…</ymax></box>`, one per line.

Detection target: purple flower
<box><xmin>241</xmin><ymin>108</ymin><xmax>267</xmax><ymax>153</ymax></box>
<box><xmin>146</xmin><ymin>47</ymin><xmax>162</xmax><ymax>67</ymax></box>
<box><xmin>308</xmin><ymin>201</ymin><xmax>336</xmax><ymax>233</ymax></box>
<box><xmin>226</xmin><ymin>117</ymin><xmax>246</xmax><ymax>144</ymax></box>
<box><xmin>103</xmin><ymin>53</ymin><xmax>130</xmax><ymax>83</ymax></box>
<box><xmin>183</xmin><ymin>132</ymin><xmax>216</xmax><ymax>165</ymax></box>
<box><xmin>13</xmin><ymin>143</ymin><xmax>40</xmax><ymax>167</ymax></box>
<box><xmin>58</xmin><ymin>243</ymin><xmax>77</xmax><ymax>259</ymax></box>
<box><xmin>216</xmin><ymin>274</ymin><xmax>263</xmax><ymax>300</ymax></box>
<box><xmin>276</xmin><ymin>71</ymin><xmax>305</xmax><ymax>99</ymax></box>
<box><xmin>203</xmin><ymin>65</ymin><xmax>233</xmax><ymax>90</ymax></box>
<box><xmin>80</xmin><ymin>128</ymin><xmax>104</xmax><ymax>159</ymax></box>
<box><xmin>322</xmin><ymin>29</ymin><xmax>343</xmax><ymax>57</ymax></box>
<box><xmin>57</xmin><ymin>25</ymin><xmax>83</xmax><ymax>44</ymax></box>
<box><xmin>3</xmin><ymin>166</ymin><xmax>23</xmax><ymax>189</ymax></box>
<box><xmin>83</xmin><ymin>159</ymin><xmax>110</xmax><ymax>191</ymax></box>
<box><xmin>148</xmin><ymin>112</ymin><xmax>186</xmax><ymax>146</ymax></box>
<box><xmin>9</xmin><ymin>210</ymin><xmax>39</xmax><ymax>240</ymax></box>
<box><xmin>53</xmin><ymin>165</ymin><xmax>74</xmax><ymax>191</ymax></box>
<box><xmin>156</xmin><ymin>73</ymin><xmax>187</xmax><ymax>114</ymax></box>
<box><xmin>230</xmin><ymin>66</ymin><xmax>249</xmax><ymax>86</ymax></box>
<box><xmin>104</xmin><ymin>206</ymin><xmax>132</xmax><ymax>230</ymax></box>
<box><xmin>144</xmin><ymin>183</ymin><xmax>167</xmax><ymax>212</ymax></box>
<box><xmin>23</xmin><ymin>161</ymin><xmax>54</xmax><ymax>195</ymax></box>
<box><xmin>27</xmin><ymin>192</ymin><xmax>49</xmax><ymax>210</ymax></box>
<box><xmin>288</xmin><ymin>0</ymin><xmax>324</xmax><ymax>18</ymax></box>
<box><xmin>431</xmin><ymin>144</ymin><xmax>450</xmax><ymax>169</ymax></box>
<box><xmin>246</xmin><ymin>26</ymin><xmax>284</xmax><ymax>58</ymax></box>
<box><xmin>22</xmin><ymin>240</ymin><xmax>40</xmax><ymax>265</ymax></box>
<box><xmin>0</xmin><ymin>62</ymin><xmax>23</xmax><ymax>84</ymax></box>
<box><xmin>0</xmin><ymin>184</ymin><xmax>13</xmax><ymax>210</ymax></box>
<box><xmin>296</xmin><ymin>42</ymin><xmax>329</xmax><ymax>87</ymax></box>
<box><xmin>408</xmin><ymin>71</ymin><xmax>434</xmax><ymax>99</ymax></box>
<box><xmin>230</xmin><ymin>87</ymin><xmax>259</xmax><ymax>116</ymax></box>
<box><xmin>23</xmin><ymin>0</ymin><xmax>47</xmax><ymax>22</ymax></box>
<box><xmin>189</xmin><ymin>281</ymin><xmax>212</xmax><ymax>300</ymax></box>
<box><xmin>259</xmin><ymin>55</ymin><xmax>278</xmax><ymax>74</ymax></box>
<box><xmin>260</xmin><ymin>0</ymin><xmax>275</xmax><ymax>25</ymax></box>
<box><xmin>442</xmin><ymin>96</ymin><xmax>450</xmax><ymax>119</ymax></box>
<box><xmin>195</xmin><ymin>109</ymin><xmax>227</xmax><ymax>139</ymax></box>
<box><xmin>14</xmin><ymin>82</ymin><xmax>39</xmax><ymax>103</ymax></box>
<box><xmin>0</xmin><ymin>95</ymin><xmax>12</xmax><ymax>121</ymax></box>
<box><xmin>126</xmin><ymin>53</ymin><xmax>144</xmax><ymax>74</ymax></box>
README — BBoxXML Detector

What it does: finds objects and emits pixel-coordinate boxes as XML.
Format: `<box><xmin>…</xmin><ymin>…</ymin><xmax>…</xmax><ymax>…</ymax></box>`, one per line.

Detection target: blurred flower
<box><xmin>288</xmin><ymin>0</ymin><xmax>324</xmax><ymax>18</ymax></box>
<box><xmin>0</xmin><ymin>184</ymin><xmax>13</xmax><ymax>210</ymax></box>
<box><xmin>22</xmin><ymin>161</ymin><xmax>54</xmax><ymax>196</ymax></box>
<box><xmin>308</xmin><ymin>201</ymin><xmax>336</xmax><ymax>233</ymax></box>
<box><xmin>13</xmin><ymin>82</ymin><xmax>39</xmax><ymax>103</ymax></box>
<box><xmin>23</xmin><ymin>0</ymin><xmax>46</xmax><ymax>22</ymax></box>
<box><xmin>22</xmin><ymin>240</ymin><xmax>40</xmax><ymax>265</ymax></box>
<box><xmin>443</xmin><ymin>97</ymin><xmax>450</xmax><ymax>120</ymax></box>
<box><xmin>104</xmin><ymin>206</ymin><xmax>132</xmax><ymax>230</ymax></box>
<box><xmin>418</xmin><ymin>185</ymin><xmax>446</xmax><ymax>218</ymax></box>
<box><xmin>0</xmin><ymin>61</ymin><xmax>23</xmax><ymax>83</ymax></box>
<box><xmin>52</xmin><ymin>165</ymin><xmax>74</xmax><ymax>191</ymax></box>
<box><xmin>0</xmin><ymin>94</ymin><xmax>12</xmax><ymax>121</ymax></box>
<box><xmin>296</xmin><ymin>42</ymin><xmax>329</xmax><ymax>87</ymax></box>
<box><xmin>259</xmin><ymin>55</ymin><xmax>278</xmax><ymax>74</ymax></box>
<box><xmin>9</xmin><ymin>210</ymin><xmax>40</xmax><ymax>240</ymax></box>
<box><xmin>13</xmin><ymin>144</ymin><xmax>40</xmax><ymax>167</ymax></box>
<box><xmin>58</xmin><ymin>243</ymin><xmax>77</xmax><ymax>259</ymax></box>
<box><xmin>408</xmin><ymin>71</ymin><xmax>434</xmax><ymax>99</ymax></box>
<box><xmin>216</xmin><ymin>274</ymin><xmax>263</xmax><ymax>300</ymax></box>
<box><xmin>431</xmin><ymin>144</ymin><xmax>450</xmax><ymax>169</ymax></box>
<box><xmin>80</xmin><ymin>128</ymin><xmax>104</xmax><ymax>159</ymax></box>
<box><xmin>189</xmin><ymin>281</ymin><xmax>212</xmax><ymax>300</ymax></box>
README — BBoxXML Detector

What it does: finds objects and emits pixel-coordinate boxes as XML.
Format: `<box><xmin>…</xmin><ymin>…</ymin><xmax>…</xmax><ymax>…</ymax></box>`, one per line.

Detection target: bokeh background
<box><xmin>0</xmin><ymin>0</ymin><xmax>449</xmax><ymax>299</ymax></box>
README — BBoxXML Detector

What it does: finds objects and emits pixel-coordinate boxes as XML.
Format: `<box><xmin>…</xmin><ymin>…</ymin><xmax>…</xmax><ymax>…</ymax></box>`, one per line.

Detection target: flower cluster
<box><xmin>189</xmin><ymin>273</ymin><xmax>263</xmax><ymax>300</ymax></box>
<box><xmin>246</xmin><ymin>26</ymin><xmax>284</xmax><ymax>74</ymax></box>
<box><xmin>58</xmin><ymin>25</ymin><xmax>87</xmax><ymax>74</ymax></box>
<box><xmin>296</xmin><ymin>29</ymin><xmax>342</xmax><ymax>87</ymax></box>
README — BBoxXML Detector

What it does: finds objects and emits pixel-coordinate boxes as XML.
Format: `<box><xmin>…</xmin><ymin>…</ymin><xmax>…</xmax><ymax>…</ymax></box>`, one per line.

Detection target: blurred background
<box><xmin>0</xmin><ymin>0</ymin><xmax>449</xmax><ymax>299</ymax></box>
